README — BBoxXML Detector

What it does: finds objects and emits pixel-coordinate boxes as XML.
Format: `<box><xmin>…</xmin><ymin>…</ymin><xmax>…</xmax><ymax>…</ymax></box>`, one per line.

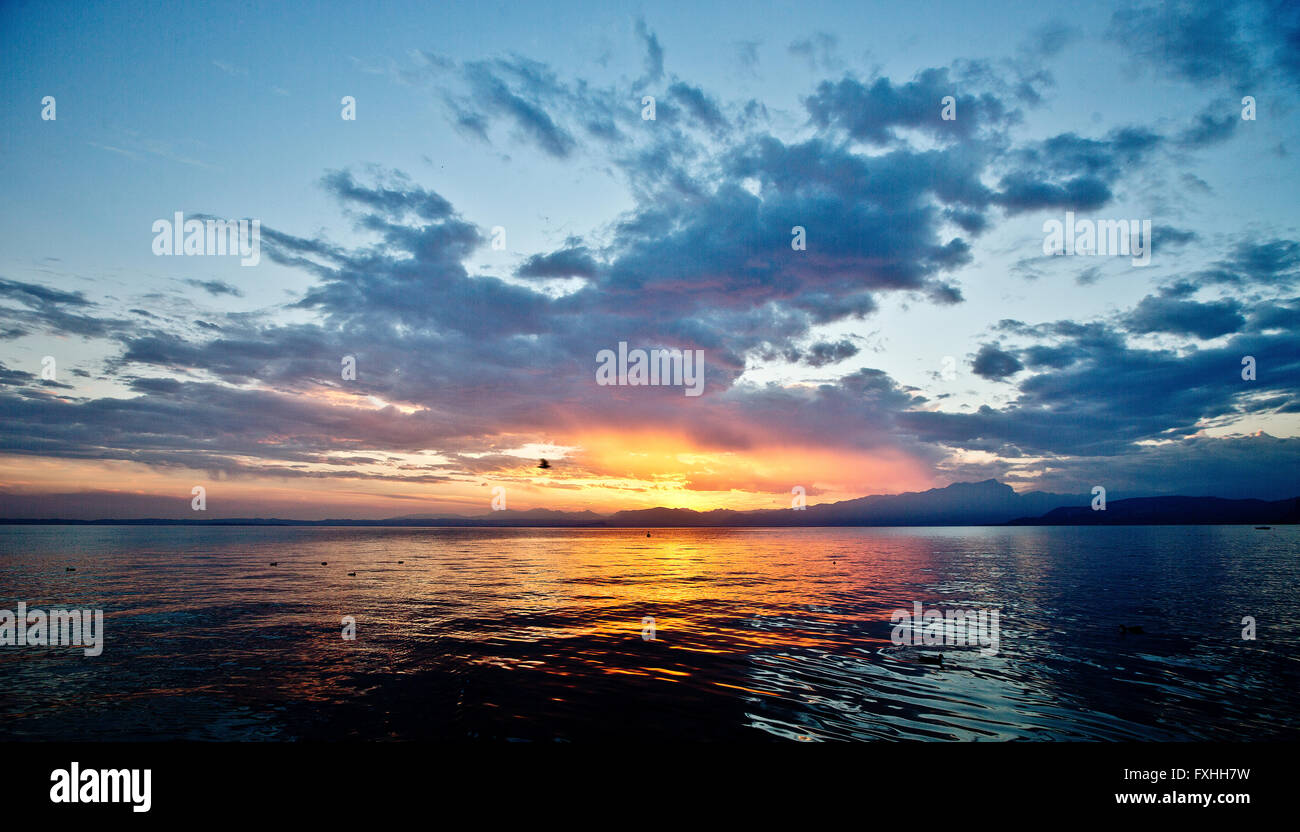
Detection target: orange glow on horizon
<box><xmin>0</xmin><ymin>427</ymin><xmax>935</xmax><ymax>518</ymax></box>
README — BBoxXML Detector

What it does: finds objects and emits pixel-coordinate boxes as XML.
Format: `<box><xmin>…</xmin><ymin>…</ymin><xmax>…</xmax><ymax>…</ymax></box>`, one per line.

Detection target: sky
<box><xmin>0</xmin><ymin>0</ymin><xmax>1298</xmax><ymax>519</ymax></box>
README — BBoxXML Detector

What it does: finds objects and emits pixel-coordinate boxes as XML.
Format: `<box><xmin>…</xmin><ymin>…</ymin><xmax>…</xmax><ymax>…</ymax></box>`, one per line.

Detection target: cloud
<box><xmin>460</xmin><ymin>60</ymin><xmax>578</xmax><ymax>158</ymax></box>
<box><xmin>905</xmin><ymin>298</ymin><xmax>1300</xmax><ymax>457</ymax></box>
<box><xmin>804</xmin><ymin>69</ymin><xmax>1015</xmax><ymax>145</ymax></box>
<box><xmin>1000</xmin><ymin>433</ymin><xmax>1300</xmax><ymax>501</ymax></box>
<box><xmin>734</xmin><ymin>40</ymin><xmax>761</xmax><ymax>78</ymax></box>
<box><xmin>0</xmin><ymin>277</ymin><xmax>127</xmax><ymax>339</ymax></box>
<box><xmin>971</xmin><ymin>344</ymin><xmax>1024</xmax><ymax>380</ymax></box>
<box><xmin>1194</xmin><ymin>239</ymin><xmax>1300</xmax><ymax>289</ymax></box>
<box><xmin>1020</xmin><ymin>21</ymin><xmax>1081</xmax><ymax>58</ymax></box>
<box><xmin>5</xmin><ymin>39</ymin><xmax>1297</xmax><ymax>513</ymax></box>
<box><xmin>1109</xmin><ymin>1</ymin><xmax>1257</xmax><ymax>86</ymax></box>
<box><xmin>773</xmin><ymin>339</ymin><xmax>861</xmax><ymax>368</ymax></box>
<box><xmin>516</xmin><ymin>247</ymin><xmax>600</xmax><ymax>279</ymax></box>
<box><xmin>1109</xmin><ymin>0</ymin><xmax>1300</xmax><ymax>90</ymax></box>
<box><xmin>1124</xmin><ymin>293</ymin><xmax>1246</xmax><ymax>339</ymax></box>
<box><xmin>0</xmin><ymin>361</ymin><xmax>36</xmax><ymax>387</ymax></box>
<box><xmin>1177</xmin><ymin>103</ymin><xmax>1240</xmax><ymax>147</ymax></box>
<box><xmin>184</xmin><ymin>279</ymin><xmax>244</xmax><ymax>298</ymax></box>
<box><xmin>321</xmin><ymin>169</ymin><xmax>455</xmax><ymax>220</ymax></box>
<box><xmin>666</xmin><ymin>81</ymin><xmax>728</xmax><ymax>133</ymax></box>
<box><xmin>788</xmin><ymin>33</ymin><xmax>840</xmax><ymax>73</ymax></box>
<box><xmin>635</xmin><ymin>17</ymin><xmax>665</xmax><ymax>86</ymax></box>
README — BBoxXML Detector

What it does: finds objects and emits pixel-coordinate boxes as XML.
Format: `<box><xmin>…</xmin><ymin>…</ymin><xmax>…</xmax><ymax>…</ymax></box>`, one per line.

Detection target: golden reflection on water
<box><xmin>1</xmin><ymin>525</ymin><xmax>1298</xmax><ymax>740</ymax></box>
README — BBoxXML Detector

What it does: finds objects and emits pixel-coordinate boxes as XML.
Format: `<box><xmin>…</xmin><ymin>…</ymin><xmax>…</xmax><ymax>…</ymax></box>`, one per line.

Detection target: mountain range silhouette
<box><xmin>3</xmin><ymin>480</ymin><xmax>1295</xmax><ymax>526</ymax></box>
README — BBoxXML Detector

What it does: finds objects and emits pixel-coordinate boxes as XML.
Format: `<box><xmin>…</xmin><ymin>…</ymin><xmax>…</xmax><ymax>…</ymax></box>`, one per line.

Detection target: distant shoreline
<box><xmin>3</xmin><ymin>482</ymin><xmax>1294</xmax><ymax>528</ymax></box>
<box><xmin>0</xmin><ymin>519</ymin><xmax>1293</xmax><ymax>528</ymax></box>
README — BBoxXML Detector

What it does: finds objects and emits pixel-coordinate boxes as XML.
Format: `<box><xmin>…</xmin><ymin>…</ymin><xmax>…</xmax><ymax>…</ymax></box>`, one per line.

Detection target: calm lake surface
<box><xmin>1</xmin><ymin>525</ymin><xmax>1297</xmax><ymax>741</ymax></box>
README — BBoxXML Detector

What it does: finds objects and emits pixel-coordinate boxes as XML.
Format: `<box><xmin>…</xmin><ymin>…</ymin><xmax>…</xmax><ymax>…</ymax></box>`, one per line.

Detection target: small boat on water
<box><xmin>1256</xmin><ymin>526</ymin><xmax>1272</xmax><ymax>530</ymax></box>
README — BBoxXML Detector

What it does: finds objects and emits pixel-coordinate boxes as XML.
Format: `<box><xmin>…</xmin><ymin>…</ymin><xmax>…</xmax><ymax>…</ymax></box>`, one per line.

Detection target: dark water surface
<box><xmin>1</xmin><ymin>524</ymin><xmax>1297</xmax><ymax>741</ymax></box>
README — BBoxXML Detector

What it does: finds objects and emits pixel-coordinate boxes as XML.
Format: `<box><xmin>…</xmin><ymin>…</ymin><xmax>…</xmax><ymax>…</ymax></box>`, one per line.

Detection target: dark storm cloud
<box><xmin>1247</xmin><ymin>298</ymin><xmax>1300</xmax><ymax>332</ymax></box>
<box><xmin>0</xmin><ymin>376</ymin><xmax>460</xmax><ymax>478</ymax></box>
<box><xmin>991</xmin><ymin>127</ymin><xmax>1164</xmax><ymax>214</ymax></box>
<box><xmin>0</xmin><ymin>279</ymin><xmax>93</xmax><ymax>308</ymax></box>
<box><xmin>1267</xmin><ymin>0</ymin><xmax>1300</xmax><ymax>87</ymax></box>
<box><xmin>118</xmin><ymin>325</ymin><xmax>336</xmax><ymax>385</ymax></box>
<box><xmin>1160</xmin><ymin>227</ymin><xmax>1200</xmax><ymax>250</ymax></box>
<box><xmin>4</xmin><ymin>166</ymin><xmax>971</xmax><ymax>472</ymax></box>
<box><xmin>0</xmin><ymin>361</ymin><xmax>35</xmax><ymax>386</ymax></box>
<box><xmin>414</xmin><ymin>53</ymin><xmax>645</xmax><ymax>160</ymax></box>
<box><xmin>1194</xmin><ymin>239</ymin><xmax>1300</xmax><ymax>289</ymax></box>
<box><xmin>1177</xmin><ymin>105</ymin><xmax>1240</xmax><ymax>147</ymax></box>
<box><xmin>1020</xmin><ymin>344</ymin><xmax>1078</xmax><ymax>371</ymax></box>
<box><xmin>1124</xmin><ymin>293</ymin><xmax>1246</xmax><ymax>339</ymax></box>
<box><xmin>596</xmin><ymin>135</ymin><xmax>979</xmax><ymax>310</ymax></box>
<box><xmin>1006</xmin><ymin>434</ymin><xmax>1300</xmax><ymax>501</ymax></box>
<box><xmin>804</xmin><ymin>70</ymin><xmax>1015</xmax><ymax>144</ymax></box>
<box><xmin>971</xmin><ymin>344</ymin><xmax>1024</xmax><ymax>380</ymax></box>
<box><xmin>803</xmin><ymin>339</ymin><xmax>861</xmax><ymax>367</ymax></box>
<box><xmin>1110</xmin><ymin>1</ymin><xmax>1258</xmax><ymax>86</ymax></box>
<box><xmin>666</xmin><ymin>81</ymin><xmax>729</xmax><ymax>133</ymax></box>
<box><xmin>320</xmin><ymin>169</ymin><xmax>455</xmax><ymax>220</ymax></box>
<box><xmin>460</xmin><ymin>60</ymin><xmax>578</xmax><ymax>158</ymax></box>
<box><xmin>6</xmin><ymin>40</ymin><xmax>1296</xmax><ymax>505</ymax></box>
<box><xmin>0</xmin><ymin>277</ymin><xmax>129</xmax><ymax>339</ymax></box>
<box><xmin>993</xmin><ymin>173</ymin><xmax>1112</xmax><ymax>214</ymax></box>
<box><xmin>902</xmin><ymin>308</ymin><xmax>1300</xmax><ymax>457</ymax></box>
<box><xmin>773</xmin><ymin>339</ymin><xmax>861</xmax><ymax>368</ymax></box>
<box><xmin>516</xmin><ymin>247</ymin><xmax>600</xmax><ymax>279</ymax></box>
<box><xmin>1109</xmin><ymin>0</ymin><xmax>1300</xmax><ymax>90</ymax></box>
<box><xmin>1012</xmin><ymin>129</ymin><xmax>1163</xmax><ymax>180</ymax></box>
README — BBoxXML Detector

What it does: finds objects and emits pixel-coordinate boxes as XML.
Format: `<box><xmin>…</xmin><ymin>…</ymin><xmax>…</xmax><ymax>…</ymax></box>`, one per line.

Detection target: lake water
<box><xmin>1</xmin><ymin>524</ymin><xmax>1297</xmax><ymax>741</ymax></box>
